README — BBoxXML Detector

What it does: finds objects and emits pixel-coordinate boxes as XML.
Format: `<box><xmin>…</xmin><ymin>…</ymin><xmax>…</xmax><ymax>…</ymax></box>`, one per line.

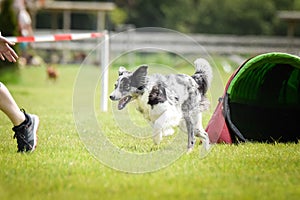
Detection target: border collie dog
<box><xmin>110</xmin><ymin>58</ymin><xmax>213</xmax><ymax>153</ymax></box>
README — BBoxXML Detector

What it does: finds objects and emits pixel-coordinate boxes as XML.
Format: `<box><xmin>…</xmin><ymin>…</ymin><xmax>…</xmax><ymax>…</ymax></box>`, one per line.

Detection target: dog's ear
<box><xmin>118</xmin><ymin>66</ymin><xmax>127</xmax><ymax>76</ymax></box>
<box><xmin>131</xmin><ymin>65</ymin><xmax>148</xmax><ymax>88</ymax></box>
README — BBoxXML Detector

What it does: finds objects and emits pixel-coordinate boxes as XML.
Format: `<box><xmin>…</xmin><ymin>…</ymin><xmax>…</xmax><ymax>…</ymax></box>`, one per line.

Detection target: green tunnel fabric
<box><xmin>227</xmin><ymin>52</ymin><xmax>300</xmax><ymax>107</ymax></box>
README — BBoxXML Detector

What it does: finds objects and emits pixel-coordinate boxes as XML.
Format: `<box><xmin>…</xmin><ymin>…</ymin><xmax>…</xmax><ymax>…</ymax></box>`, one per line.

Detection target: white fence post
<box><xmin>100</xmin><ymin>30</ymin><xmax>109</xmax><ymax>112</ymax></box>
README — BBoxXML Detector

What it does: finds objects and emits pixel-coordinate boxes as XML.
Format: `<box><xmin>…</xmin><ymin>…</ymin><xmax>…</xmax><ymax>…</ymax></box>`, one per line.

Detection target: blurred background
<box><xmin>0</xmin><ymin>0</ymin><xmax>300</xmax><ymax>72</ymax></box>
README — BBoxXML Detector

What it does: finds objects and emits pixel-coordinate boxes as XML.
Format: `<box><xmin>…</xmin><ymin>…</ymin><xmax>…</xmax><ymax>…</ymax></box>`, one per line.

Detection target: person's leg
<box><xmin>0</xmin><ymin>82</ymin><xmax>39</xmax><ymax>152</ymax></box>
<box><xmin>0</xmin><ymin>82</ymin><xmax>25</xmax><ymax>126</ymax></box>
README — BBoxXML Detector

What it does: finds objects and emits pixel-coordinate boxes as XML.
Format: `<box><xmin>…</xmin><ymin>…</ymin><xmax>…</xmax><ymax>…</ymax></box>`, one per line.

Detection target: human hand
<box><xmin>0</xmin><ymin>35</ymin><xmax>19</xmax><ymax>63</ymax></box>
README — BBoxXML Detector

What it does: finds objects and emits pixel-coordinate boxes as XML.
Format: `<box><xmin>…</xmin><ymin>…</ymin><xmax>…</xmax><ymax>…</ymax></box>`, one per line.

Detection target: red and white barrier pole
<box><xmin>6</xmin><ymin>32</ymin><xmax>103</xmax><ymax>43</ymax></box>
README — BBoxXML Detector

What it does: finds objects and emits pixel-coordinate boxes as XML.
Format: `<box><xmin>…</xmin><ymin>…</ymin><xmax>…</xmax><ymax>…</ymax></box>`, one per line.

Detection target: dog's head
<box><xmin>110</xmin><ymin>65</ymin><xmax>148</xmax><ymax>110</ymax></box>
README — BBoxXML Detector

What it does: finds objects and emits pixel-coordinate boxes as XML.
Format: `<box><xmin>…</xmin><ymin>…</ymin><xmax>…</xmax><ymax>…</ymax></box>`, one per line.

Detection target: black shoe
<box><xmin>12</xmin><ymin>110</ymin><xmax>39</xmax><ymax>152</ymax></box>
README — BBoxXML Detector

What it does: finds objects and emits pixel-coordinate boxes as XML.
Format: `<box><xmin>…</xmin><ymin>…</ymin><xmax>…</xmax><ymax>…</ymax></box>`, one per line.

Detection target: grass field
<box><xmin>0</xmin><ymin>56</ymin><xmax>299</xmax><ymax>200</ymax></box>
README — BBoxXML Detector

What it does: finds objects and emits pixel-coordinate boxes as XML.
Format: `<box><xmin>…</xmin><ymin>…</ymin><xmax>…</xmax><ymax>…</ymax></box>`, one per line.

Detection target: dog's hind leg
<box><xmin>194</xmin><ymin>112</ymin><xmax>210</xmax><ymax>152</ymax></box>
<box><xmin>182</xmin><ymin>98</ymin><xmax>197</xmax><ymax>153</ymax></box>
<box><xmin>184</xmin><ymin>115</ymin><xmax>196</xmax><ymax>153</ymax></box>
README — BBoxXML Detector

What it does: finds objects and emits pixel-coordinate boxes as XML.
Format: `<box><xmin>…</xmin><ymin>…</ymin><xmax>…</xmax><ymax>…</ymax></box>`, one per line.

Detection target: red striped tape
<box><xmin>17</xmin><ymin>36</ymin><xmax>35</xmax><ymax>42</ymax></box>
<box><xmin>6</xmin><ymin>32</ymin><xmax>104</xmax><ymax>43</ymax></box>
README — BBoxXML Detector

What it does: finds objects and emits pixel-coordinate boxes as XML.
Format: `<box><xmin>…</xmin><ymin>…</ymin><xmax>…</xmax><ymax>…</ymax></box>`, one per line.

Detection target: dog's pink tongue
<box><xmin>118</xmin><ymin>96</ymin><xmax>131</xmax><ymax>110</ymax></box>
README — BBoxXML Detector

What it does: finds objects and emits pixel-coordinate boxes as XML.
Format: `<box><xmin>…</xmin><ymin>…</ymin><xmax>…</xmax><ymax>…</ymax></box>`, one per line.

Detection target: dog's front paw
<box><xmin>187</xmin><ymin>147</ymin><xmax>193</xmax><ymax>154</ymax></box>
<box><xmin>153</xmin><ymin>132</ymin><xmax>163</xmax><ymax>145</ymax></box>
<box><xmin>163</xmin><ymin>128</ymin><xmax>174</xmax><ymax>136</ymax></box>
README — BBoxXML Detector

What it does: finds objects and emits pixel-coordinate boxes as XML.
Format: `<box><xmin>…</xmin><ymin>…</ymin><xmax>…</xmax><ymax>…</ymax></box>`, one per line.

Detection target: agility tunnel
<box><xmin>206</xmin><ymin>52</ymin><xmax>300</xmax><ymax>143</ymax></box>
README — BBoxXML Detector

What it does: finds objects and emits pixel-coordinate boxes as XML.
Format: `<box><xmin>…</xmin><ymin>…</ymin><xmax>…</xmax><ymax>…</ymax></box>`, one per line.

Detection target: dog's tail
<box><xmin>191</xmin><ymin>58</ymin><xmax>213</xmax><ymax>95</ymax></box>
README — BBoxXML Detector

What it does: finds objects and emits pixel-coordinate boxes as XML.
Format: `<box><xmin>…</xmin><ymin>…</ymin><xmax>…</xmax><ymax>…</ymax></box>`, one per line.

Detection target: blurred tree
<box><xmin>113</xmin><ymin>0</ymin><xmax>299</xmax><ymax>36</ymax></box>
<box><xmin>119</xmin><ymin>0</ymin><xmax>165</xmax><ymax>27</ymax></box>
<box><xmin>110</xmin><ymin>7</ymin><xmax>128</xmax><ymax>26</ymax></box>
<box><xmin>294</xmin><ymin>0</ymin><xmax>300</xmax><ymax>9</ymax></box>
<box><xmin>0</xmin><ymin>0</ymin><xmax>19</xmax><ymax>70</ymax></box>
<box><xmin>161</xmin><ymin>0</ymin><xmax>199</xmax><ymax>33</ymax></box>
<box><xmin>162</xmin><ymin>0</ymin><xmax>295</xmax><ymax>35</ymax></box>
<box><xmin>27</xmin><ymin>0</ymin><xmax>300</xmax><ymax>35</ymax></box>
<box><xmin>198</xmin><ymin>0</ymin><xmax>276</xmax><ymax>35</ymax></box>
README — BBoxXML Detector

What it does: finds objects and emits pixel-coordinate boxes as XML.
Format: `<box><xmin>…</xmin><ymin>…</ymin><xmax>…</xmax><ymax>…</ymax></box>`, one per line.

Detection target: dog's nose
<box><xmin>109</xmin><ymin>95</ymin><xmax>115</xmax><ymax>100</ymax></box>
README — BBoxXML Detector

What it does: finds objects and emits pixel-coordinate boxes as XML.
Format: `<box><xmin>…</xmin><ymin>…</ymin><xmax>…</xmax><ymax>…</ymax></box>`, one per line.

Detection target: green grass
<box><xmin>0</xmin><ymin>59</ymin><xmax>299</xmax><ymax>200</ymax></box>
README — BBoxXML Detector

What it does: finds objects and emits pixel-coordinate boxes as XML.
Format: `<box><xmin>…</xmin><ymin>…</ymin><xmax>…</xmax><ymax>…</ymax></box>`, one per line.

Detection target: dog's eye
<box><xmin>120</xmin><ymin>78</ymin><xmax>131</xmax><ymax>91</ymax></box>
<box><xmin>123</xmin><ymin>83</ymin><xmax>130</xmax><ymax>90</ymax></box>
<box><xmin>137</xmin><ymin>86</ymin><xmax>145</xmax><ymax>91</ymax></box>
